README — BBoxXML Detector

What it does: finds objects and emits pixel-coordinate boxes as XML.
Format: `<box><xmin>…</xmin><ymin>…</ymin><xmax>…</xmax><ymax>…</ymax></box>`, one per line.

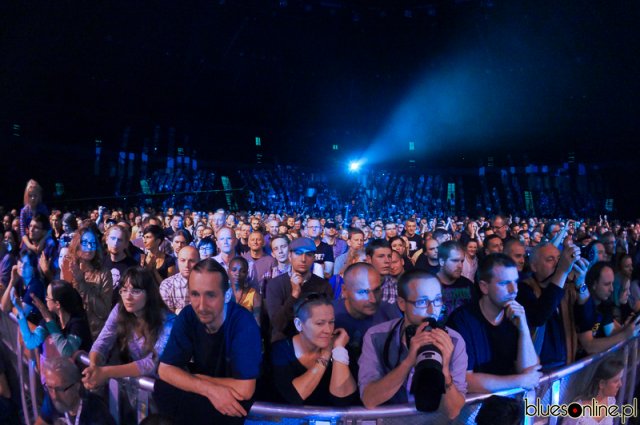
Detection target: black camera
<box><xmin>405</xmin><ymin>317</ymin><xmax>447</xmax><ymax>412</ymax></box>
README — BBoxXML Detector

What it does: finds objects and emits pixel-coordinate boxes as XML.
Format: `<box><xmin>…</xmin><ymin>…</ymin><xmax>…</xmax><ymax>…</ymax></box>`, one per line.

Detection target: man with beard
<box><xmin>155</xmin><ymin>259</ymin><xmax>261</xmax><ymax>425</ymax></box>
<box><xmin>435</xmin><ymin>241</ymin><xmax>476</xmax><ymax>322</ymax></box>
<box><xmin>36</xmin><ymin>357</ymin><xmax>115</xmax><ymax>425</ymax></box>
<box><xmin>447</xmin><ymin>254</ymin><xmax>541</xmax><ymax>393</ymax></box>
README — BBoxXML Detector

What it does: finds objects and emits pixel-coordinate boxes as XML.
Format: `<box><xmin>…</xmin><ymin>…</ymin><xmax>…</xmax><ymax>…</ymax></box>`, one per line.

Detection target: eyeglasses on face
<box><xmin>119</xmin><ymin>287</ymin><xmax>145</xmax><ymax>297</ymax></box>
<box><xmin>80</xmin><ymin>240</ymin><xmax>97</xmax><ymax>249</ymax></box>
<box><xmin>405</xmin><ymin>296</ymin><xmax>443</xmax><ymax>309</ymax></box>
<box><xmin>44</xmin><ymin>381</ymin><xmax>77</xmax><ymax>394</ymax></box>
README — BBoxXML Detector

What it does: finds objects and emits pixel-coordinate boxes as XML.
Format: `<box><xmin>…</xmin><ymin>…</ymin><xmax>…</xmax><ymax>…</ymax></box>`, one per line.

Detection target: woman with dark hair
<box><xmin>61</xmin><ymin>227</ymin><xmax>113</xmax><ymax>339</ymax></box>
<box><xmin>0</xmin><ymin>249</ymin><xmax>46</xmax><ymax>325</ymax></box>
<box><xmin>389</xmin><ymin>236</ymin><xmax>414</xmax><ymax>272</ymax></box>
<box><xmin>228</xmin><ymin>256</ymin><xmax>261</xmax><ymax>325</ymax></box>
<box><xmin>83</xmin><ymin>267</ymin><xmax>175</xmax><ymax>389</ymax></box>
<box><xmin>13</xmin><ymin>280</ymin><xmax>91</xmax><ymax>357</ymax></box>
<box><xmin>0</xmin><ymin>230</ymin><xmax>19</xmax><ymax>291</ymax></box>
<box><xmin>141</xmin><ymin>225</ymin><xmax>176</xmax><ymax>285</ymax></box>
<box><xmin>271</xmin><ymin>293</ymin><xmax>357</xmax><ymax>406</ymax></box>
<box><xmin>19</xmin><ymin>179</ymin><xmax>49</xmax><ymax>251</ymax></box>
<box><xmin>563</xmin><ymin>358</ymin><xmax>625</xmax><ymax>425</ymax></box>
<box><xmin>196</xmin><ymin>236</ymin><xmax>215</xmax><ymax>260</ymax></box>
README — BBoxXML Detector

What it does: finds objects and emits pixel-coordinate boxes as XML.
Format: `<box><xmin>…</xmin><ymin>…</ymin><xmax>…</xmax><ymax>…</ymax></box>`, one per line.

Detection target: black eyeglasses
<box><xmin>44</xmin><ymin>381</ymin><xmax>77</xmax><ymax>394</ymax></box>
<box><xmin>293</xmin><ymin>292</ymin><xmax>329</xmax><ymax>317</ymax></box>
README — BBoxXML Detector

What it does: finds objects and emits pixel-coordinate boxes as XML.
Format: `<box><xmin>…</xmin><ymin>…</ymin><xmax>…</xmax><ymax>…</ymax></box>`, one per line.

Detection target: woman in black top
<box><xmin>140</xmin><ymin>225</ymin><xmax>176</xmax><ymax>284</ymax></box>
<box><xmin>271</xmin><ymin>293</ymin><xmax>357</xmax><ymax>406</ymax></box>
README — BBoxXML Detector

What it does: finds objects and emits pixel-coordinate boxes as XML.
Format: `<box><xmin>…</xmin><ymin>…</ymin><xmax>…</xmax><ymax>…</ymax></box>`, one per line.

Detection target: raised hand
<box><xmin>504</xmin><ymin>300</ymin><xmax>528</xmax><ymax>332</ymax></box>
<box><xmin>30</xmin><ymin>294</ymin><xmax>53</xmax><ymax>321</ymax></box>
<box><xmin>290</xmin><ymin>272</ymin><xmax>303</xmax><ymax>298</ymax></box>
<box><xmin>332</xmin><ymin>328</ymin><xmax>350</xmax><ymax>348</ymax></box>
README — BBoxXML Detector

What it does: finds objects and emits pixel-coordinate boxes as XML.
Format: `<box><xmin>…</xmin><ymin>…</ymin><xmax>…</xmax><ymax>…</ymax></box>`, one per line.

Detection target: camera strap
<box><xmin>383</xmin><ymin>318</ymin><xmax>404</xmax><ymax>371</ymax></box>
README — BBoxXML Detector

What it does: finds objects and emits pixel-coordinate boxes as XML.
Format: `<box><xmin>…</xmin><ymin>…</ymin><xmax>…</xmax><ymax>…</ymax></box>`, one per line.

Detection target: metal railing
<box><xmin>1</xmin><ymin>310</ymin><xmax>638</xmax><ymax>425</ymax></box>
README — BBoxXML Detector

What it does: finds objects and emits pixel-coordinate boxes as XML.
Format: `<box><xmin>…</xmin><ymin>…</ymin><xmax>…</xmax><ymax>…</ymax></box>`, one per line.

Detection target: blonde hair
<box><xmin>23</xmin><ymin>179</ymin><xmax>43</xmax><ymax>207</ymax></box>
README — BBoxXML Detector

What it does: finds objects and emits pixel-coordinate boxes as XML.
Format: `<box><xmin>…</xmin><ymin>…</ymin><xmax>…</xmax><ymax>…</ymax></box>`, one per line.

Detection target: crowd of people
<box><xmin>0</xmin><ymin>178</ymin><xmax>638</xmax><ymax>424</ymax></box>
<box><xmin>143</xmin><ymin>162</ymin><xmax>606</xmax><ymax>222</ymax></box>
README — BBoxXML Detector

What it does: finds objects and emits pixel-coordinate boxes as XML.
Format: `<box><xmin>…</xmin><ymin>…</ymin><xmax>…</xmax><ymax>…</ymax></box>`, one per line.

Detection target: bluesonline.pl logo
<box><xmin>524</xmin><ymin>398</ymin><xmax>638</xmax><ymax>424</ymax></box>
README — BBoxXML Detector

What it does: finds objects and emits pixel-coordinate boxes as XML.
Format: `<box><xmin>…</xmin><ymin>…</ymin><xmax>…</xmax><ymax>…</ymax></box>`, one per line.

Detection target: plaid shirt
<box><xmin>159</xmin><ymin>273</ymin><xmax>189</xmax><ymax>314</ymax></box>
<box><xmin>381</xmin><ymin>275</ymin><xmax>398</xmax><ymax>305</ymax></box>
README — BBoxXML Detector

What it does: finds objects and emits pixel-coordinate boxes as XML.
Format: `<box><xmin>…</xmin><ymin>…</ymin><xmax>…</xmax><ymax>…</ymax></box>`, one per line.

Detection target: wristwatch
<box><xmin>576</xmin><ymin>283</ymin><xmax>588</xmax><ymax>294</ymax></box>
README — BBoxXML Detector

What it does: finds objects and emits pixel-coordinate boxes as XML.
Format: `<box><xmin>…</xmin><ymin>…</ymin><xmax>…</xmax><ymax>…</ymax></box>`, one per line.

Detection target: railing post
<box><xmin>625</xmin><ymin>338</ymin><xmax>638</xmax><ymax>405</ymax></box>
<box><xmin>16</xmin><ymin>328</ymin><xmax>31</xmax><ymax>425</ymax></box>
<box><xmin>28</xmin><ymin>354</ymin><xmax>38</xmax><ymax>420</ymax></box>
<box><xmin>523</xmin><ymin>389</ymin><xmax>536</xmax><ymax>425</ymax></box>
<box><xmin>548</xmin><ymin>379</ymin><xmax>561</xmax><ymax>425</ymax></box>
<box><xmin>137</xmin><ymin>383</ymin><xmax>150</xmax><ymax>424</ymax></box>
<box><xmin>109</xmin><ymin>378</ymin><xmax>121</xmax><ymax>425</ymax></box>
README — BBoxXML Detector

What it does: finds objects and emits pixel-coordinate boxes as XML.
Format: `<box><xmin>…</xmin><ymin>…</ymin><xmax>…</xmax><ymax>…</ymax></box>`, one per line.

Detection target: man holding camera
<box><xmin>358</xmin><ymin>269</ymin><xmax>467</xmax><ymax>419</ymax></box>
<box><xmin>447</xmin><ymin>254</ymin><xmax>541</xmax><ymax>393</ymax></box>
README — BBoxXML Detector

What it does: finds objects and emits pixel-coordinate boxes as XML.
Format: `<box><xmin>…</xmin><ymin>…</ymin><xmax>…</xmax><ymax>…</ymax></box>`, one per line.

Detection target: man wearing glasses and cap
<box><xmin>266</xmin><ymin>237</ymin><xmax>333</xmax><ymax>343</ymax></box>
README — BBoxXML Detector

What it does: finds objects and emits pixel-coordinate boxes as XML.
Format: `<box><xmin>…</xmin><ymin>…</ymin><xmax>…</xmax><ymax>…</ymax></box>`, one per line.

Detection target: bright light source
<box><xmin>348</xmin><ymin>161</ymin><xmax>361</xmax><ymax>172</ymax></box>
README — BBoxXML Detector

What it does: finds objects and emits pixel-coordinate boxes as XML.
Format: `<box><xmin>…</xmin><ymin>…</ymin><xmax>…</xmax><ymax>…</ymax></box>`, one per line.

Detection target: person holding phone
<box><xmin>271</xmin><ymin>293</ymin><xmax>357</xmax><ymax>406</ymax></box>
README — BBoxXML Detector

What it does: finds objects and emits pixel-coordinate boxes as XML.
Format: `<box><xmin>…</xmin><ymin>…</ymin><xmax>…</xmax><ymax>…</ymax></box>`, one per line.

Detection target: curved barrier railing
<box><xmin>1</xmin><ymin>310</ymin><xmax>638</xmax><ymax>425</ymax></box>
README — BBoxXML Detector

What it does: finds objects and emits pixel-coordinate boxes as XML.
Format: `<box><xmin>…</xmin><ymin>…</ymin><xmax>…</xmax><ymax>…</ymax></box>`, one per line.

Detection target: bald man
<box><xmin>333</xmin><ymin>262</ymin><xmax>401</xmax><ymax>378</ymax></box>
<box><xmin>160</xmin><ymin>246</ymin><xmax>200</xmax><ymax>314</ymax></box>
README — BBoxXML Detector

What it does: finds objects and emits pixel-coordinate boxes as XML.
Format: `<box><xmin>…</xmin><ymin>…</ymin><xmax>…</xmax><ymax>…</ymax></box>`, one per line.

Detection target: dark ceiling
<box><xmin>1</xmin><ymin>0</ymin><xmax>639</xmax><ymax>170</ymax></box>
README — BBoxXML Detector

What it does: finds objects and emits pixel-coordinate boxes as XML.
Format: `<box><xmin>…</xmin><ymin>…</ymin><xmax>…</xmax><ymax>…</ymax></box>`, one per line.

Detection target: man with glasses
<box><xmin>334</xmin><ymin>263</ymin><xmax>401</xmax><ymax>381</ymax></box>
<box><xmin>491</xmin><ymin>215</ymin><xmax>509</xmax><ymax>241</ymax></box>
<box><xmin>447</xmin><ymin>254</ymin><xmax>541</xmax><ymax>393</ymax></box>
<box><xmin>37</xmin><ymin>357</ymin><xmax>115</xmax><ymax>425</ymax></box>
<box><xmin>266</xmin><ymin>237</ymin><xmax>333</xmax><ymax>343</ymax></box>
<box><xmin>358</xmin><ymin>270</ymin><xmax>467</xmax><ymax>419</ymax></box>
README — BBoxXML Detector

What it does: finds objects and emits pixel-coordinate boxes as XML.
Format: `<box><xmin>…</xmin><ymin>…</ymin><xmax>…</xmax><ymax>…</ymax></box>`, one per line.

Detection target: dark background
<box><xmin>1</xmin><ymin>1</ymin><xmax>639</xmax><ymax>214</ymax></box>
